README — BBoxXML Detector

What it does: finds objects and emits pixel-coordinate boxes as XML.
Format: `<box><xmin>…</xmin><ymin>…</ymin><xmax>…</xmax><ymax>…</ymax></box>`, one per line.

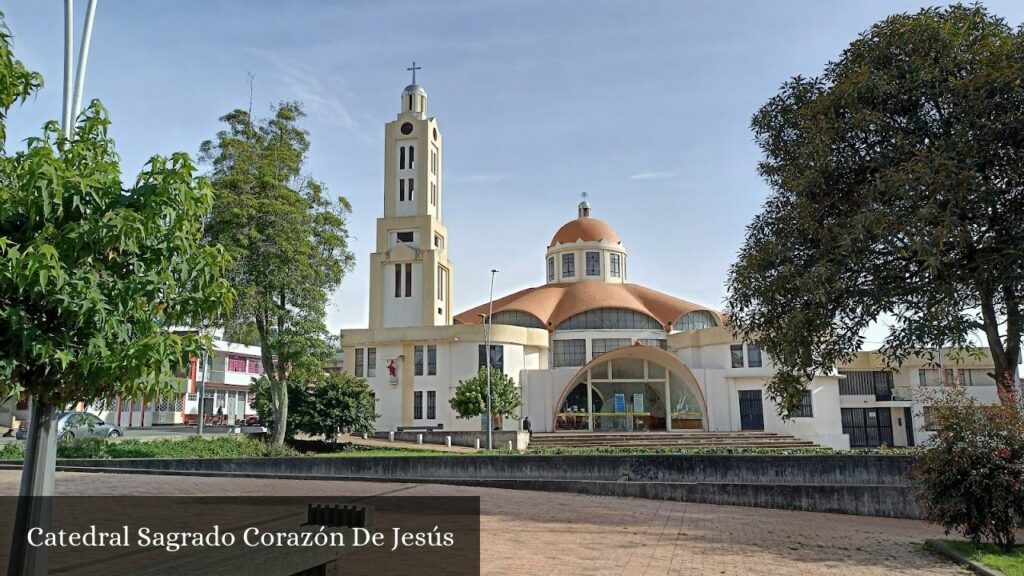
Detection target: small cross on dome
<box><xmin>407</xmin><ymin>61</ymin><xmax>421</xmax><ymax>84</ymax></box>
<box><xmin>578</xmin><ymin>192</ymin><xmax>592</xmax><ymax>218</ymax></box>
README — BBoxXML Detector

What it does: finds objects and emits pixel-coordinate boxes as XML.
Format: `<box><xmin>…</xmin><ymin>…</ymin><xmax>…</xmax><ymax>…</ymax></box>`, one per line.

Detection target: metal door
<box><xmin>738</xmin><ymin>390</ymin><xmax>764</xmax><ymax>431</ymax></box>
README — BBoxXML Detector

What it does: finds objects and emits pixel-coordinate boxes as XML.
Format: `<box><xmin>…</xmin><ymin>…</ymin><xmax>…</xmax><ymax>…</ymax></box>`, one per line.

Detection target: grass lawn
<box><xmin>0</xmin><ymin>437</ymin><xmax>464</xmax><ymax>460</ymax></box>
<box><xmin>942</xmin><ymin>541</ymin><xmax>1024</xmax><ymax>576</ymax></box>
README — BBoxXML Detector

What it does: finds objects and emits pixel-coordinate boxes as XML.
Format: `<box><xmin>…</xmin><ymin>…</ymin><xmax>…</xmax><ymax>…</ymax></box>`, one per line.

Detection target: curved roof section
<box><xmin>549</xmin><ymin>217</ymin><xmax>622</xmax><ymax>248</ymax></box>
<box><xmin>454</xmin><ymin>282</ymin><xmax>721</xmax><ymax>331</ymax></box>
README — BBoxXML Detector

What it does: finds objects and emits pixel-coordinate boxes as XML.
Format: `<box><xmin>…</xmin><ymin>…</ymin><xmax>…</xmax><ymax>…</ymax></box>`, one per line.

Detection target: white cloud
<box><xmin>241</xmin><ymin>47</ymin><xmax>371</xmax><ymax>142</ymax></box>
<box><xmin>630</xmin><ymin>171</ymin><xmax>677</xmax><ymax>181</ymax></box>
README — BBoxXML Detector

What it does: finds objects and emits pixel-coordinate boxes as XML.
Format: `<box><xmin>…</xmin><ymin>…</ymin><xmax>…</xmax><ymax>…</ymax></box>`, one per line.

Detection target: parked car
<box><xmin>15</xmin><ymin>412</ymin><xmax>123</xmax><ymax>441</ymax></box>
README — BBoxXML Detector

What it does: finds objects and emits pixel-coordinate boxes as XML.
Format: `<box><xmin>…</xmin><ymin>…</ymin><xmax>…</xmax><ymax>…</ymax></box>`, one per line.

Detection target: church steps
<box><xmin>526</xmin><ymin>431</ymin><xmax>821</xmax><ymax>450</ymax></box>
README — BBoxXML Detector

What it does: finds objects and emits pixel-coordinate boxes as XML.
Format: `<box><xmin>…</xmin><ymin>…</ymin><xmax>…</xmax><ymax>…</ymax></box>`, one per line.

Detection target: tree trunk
<box><xmin>8</xmin><ymin>397</ymin><xmax>58</xmax><ymax>576</ymax></box>
<box><xmin>270</xmin><ymin>377</ymin><xmax>288</xmax><ymax>445</ymax></box>
<box><xmin>978</xmin><ymin>286</ymin><xmax>1021</xmax><ymax>409</ymax></box>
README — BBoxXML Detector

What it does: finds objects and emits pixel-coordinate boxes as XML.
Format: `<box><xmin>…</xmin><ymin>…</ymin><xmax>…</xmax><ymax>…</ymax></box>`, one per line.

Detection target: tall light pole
<box><xmin>485</xmin><ymin>269</ymin><xmax>498</xmax><ymax>451</ymax></box>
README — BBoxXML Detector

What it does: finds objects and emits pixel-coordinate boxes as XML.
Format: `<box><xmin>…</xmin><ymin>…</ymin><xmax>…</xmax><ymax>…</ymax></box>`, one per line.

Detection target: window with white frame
<box><xmin>585</xmin><ymin>252</ymin><xmax>601</xmax><ymax>276</ymax></box>
<box><xmin>414</xmin><ymin>345</ymin><xmax>424</xmax><ymax>376</ymax></box>
<box><xmin>367</xmin><ymin>348</ymin><xmax>376</xmax><ymax>378</ymax></box>
<box><xmin>747</xmin><ymin>344</ymin><xmax>763</xmax><ymax>368</ymax></box>
<box><xmin>591</xmin><ymin>338</ymin><xmax>631</xmax><ymax>358</ymax></box>
<box><xmin>354</xmin><ymin>348</ymin><xmax>365</xmax><ymax>377</ymax></box>
<box><xmin>561</xmin><ymin>253</ymin><xmax>575</xmax><ymax>278</ymax></box>
<box><xmin>547</xmin><ymin>256</ymin><xmax>555</xmax><ymax>282</ymax></box>
<box><xmin>609</xmin><ymin>253</ymin><xmax>621</xmax><ymax>278</ymax></box>
<box><xmin>730</xmin><ymin>344</ymin><xmax>744</xmax><ymax>368</ymax></box>
<box><xmin>552</xmin><ymin>339</ymin><xmax>586</xmax><ymax>367</ymax></box>
<box><xmin>789</xmin><ymin>390</ymin><xmax>813</xmax><ymax>418</ymax></box>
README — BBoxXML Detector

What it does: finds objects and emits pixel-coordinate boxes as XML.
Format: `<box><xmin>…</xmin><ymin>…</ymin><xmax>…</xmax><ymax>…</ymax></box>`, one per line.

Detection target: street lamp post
<box><xmin>485</xmin><ymin>269</ymin><xmax>498</xmax><ymax>451</ymax></box>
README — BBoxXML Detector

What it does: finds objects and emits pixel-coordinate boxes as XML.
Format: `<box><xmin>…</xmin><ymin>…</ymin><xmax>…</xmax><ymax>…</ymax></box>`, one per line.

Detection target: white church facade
<box><xmin>342</xmin><ymin>78</ymin><xmax>1004</xmax><ymax>451</ymax></box>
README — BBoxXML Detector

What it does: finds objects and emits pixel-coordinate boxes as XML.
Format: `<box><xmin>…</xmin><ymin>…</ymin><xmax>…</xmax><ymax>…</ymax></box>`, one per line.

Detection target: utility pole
<box><xmin>485</xmin><ymin>269</ymin><xmax>498</xmax><ymax>451</ymax></box>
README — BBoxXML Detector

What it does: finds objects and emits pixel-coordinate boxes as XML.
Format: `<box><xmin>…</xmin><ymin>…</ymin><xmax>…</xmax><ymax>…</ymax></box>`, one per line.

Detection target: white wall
<box><xmin>382</xmin><ymin>262</ymin><xmax>422</xmax><ymax>328</ymax></box>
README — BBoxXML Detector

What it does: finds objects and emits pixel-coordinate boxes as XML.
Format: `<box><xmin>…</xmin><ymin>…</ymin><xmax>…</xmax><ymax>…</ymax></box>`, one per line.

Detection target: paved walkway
<box><xmin>0</xmin><ymin>471</ymin><xmax>963</xmax><ymax>576</ymax></box>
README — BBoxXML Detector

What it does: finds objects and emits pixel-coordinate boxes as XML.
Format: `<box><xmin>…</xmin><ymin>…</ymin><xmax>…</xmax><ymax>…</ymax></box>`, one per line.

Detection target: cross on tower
<box><xmin>407</xmin><ymin>61</ymin><xmax>421</xmax><ymax>84</ymax></box>
<box><xmin>581</xmin><ymin>191</ymin><xmax>588</xmax><ymax>202</ymax></box>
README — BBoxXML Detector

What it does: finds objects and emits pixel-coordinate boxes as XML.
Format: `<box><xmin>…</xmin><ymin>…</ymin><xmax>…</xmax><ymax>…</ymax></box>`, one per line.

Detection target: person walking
<box><xmin>522</xmin><ymin>416</ymin><xmax>532</xmax><ymax>438</ymax></box>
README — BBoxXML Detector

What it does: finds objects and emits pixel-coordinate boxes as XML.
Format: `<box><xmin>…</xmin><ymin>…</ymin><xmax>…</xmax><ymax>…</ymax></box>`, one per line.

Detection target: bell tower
<box><xmin>368</xmin><ymin>64</ymin><xmax>453</xmax><ymax>329</ymax></box>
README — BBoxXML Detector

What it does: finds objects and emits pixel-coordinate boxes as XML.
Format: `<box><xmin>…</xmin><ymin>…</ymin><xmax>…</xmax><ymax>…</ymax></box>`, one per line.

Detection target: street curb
<box><xmin>925</xmin><ymin>540</ymin><xmax>1005</xmax><ymax>576</ymax></box>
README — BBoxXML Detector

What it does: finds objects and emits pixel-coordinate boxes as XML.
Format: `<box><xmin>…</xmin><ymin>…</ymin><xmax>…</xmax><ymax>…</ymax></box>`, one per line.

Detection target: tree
<box><xmin>726</xmin><ymin>4</ymin><xmax>1024</xmax><ymax>414</ymax></box>
<box><xmin>914</xmin><ymin>388</ymin><xmax>1023</xmax><ymax>552</ymax></box>
<box><xmin>250</xmin><ymin>371</ymin><xmax>378</xmax><ymax>442</ymax></box>
<box><xmin>292</xmin><ymin>372</ymin><xmax>378</xmax><ymax>442</ymax></box>
<box><xmin>0</xmin><ymin>11</ymin><xmax>232</xmax><ymax>572</ymax></box>
<box><xmin>449</xmin><ymin>367</ymin><xmax>521</xmax><ymax>429</ymax></box>
<box><xmin>248</xmin><ymin>375</ymin><xmax>304</xmax><ymax>439</ymax></box>
<box><xmin>0</xmin><ymin>26</ymin><xmax>232</xmax><ymax>437</ymax></box>
<box><xmin>201</xmin><ymin>103</ymin><xmax>355</xmax><ymax>444</ymax></box>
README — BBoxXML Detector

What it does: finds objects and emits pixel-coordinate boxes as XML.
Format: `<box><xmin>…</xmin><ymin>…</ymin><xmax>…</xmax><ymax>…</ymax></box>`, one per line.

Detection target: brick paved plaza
<box><xmin>0</xmin><ymin>471</ymin><xmax>962</xmax><ymax>576</ymax></box>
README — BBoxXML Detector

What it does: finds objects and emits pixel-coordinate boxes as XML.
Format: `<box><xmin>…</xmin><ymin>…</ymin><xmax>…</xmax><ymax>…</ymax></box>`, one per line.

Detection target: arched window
<box><xmin>555</xmin><ymin>308</ymin><xmax>663</xmax><ymax>332</ymax></box>
<box><xmin>490</xmin><ymin>310</ymin><xmax>546</xmax><ymax>329</ymax></box>
<box><xmin>673</xmin><ymin>310</ymin><xmax>718</xmax><ymax>332</ymax></box>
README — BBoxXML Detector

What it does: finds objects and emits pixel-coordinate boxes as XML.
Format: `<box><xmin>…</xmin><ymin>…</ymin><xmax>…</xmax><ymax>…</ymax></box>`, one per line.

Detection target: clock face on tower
<box><xmin>400</xmin><ymin>122</ymin><xmax>414</xmax><ymax>135</ymax></box>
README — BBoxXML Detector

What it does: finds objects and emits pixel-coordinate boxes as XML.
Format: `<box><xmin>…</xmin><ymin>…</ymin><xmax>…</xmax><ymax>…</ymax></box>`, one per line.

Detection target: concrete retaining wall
<box><xmin>48</xmin><ymin>454</ymin><xmax>921</xmax><ymax>519</ymax></box>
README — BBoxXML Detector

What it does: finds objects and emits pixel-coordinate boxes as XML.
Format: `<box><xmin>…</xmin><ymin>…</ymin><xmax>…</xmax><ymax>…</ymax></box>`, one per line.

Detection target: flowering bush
<box><xmin>914</xmin><ymin>387</ymin><xmax>1024</xmax><ymax>552</ymax></box>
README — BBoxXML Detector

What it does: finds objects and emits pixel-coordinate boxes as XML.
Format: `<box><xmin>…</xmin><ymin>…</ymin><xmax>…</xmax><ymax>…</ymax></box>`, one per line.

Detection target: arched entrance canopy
<box><xmin>552</xmin><ymin>344</ymin><xmax>708</xmax><ymax>432</ymax></box>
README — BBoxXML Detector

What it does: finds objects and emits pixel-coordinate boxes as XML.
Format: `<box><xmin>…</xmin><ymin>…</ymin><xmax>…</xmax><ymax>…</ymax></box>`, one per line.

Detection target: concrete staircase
<box><xmin>528</xmin><ymin>431</ymin><xmax>820</xmax><ymax>450</ymax></box>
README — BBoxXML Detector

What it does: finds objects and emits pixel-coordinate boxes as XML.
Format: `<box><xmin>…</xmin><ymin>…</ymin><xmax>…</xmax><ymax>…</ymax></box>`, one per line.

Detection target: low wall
<box><xmin>373</xmin><ymin>430</ymin><xmax>529</xmax><ymax>451</ymax></box>
<box><xmin>44</xmin><ymin>454</ymin><xmax>922</xmax><ymax>519</ymax></box>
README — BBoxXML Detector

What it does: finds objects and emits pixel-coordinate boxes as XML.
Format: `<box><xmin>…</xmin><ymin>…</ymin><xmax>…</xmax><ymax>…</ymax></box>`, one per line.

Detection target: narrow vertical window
<box><xmin>354</xmin><ymin>348</ymin><xmax>364</xmax><ymax>377</ymax></box>
<box><xmin>408</xmin><ymin>95</ymin><xmax>413</xmax><ymax>111</ymax></box>
<box><xmin>394</xmin><ymin>263</ymin><xmax>402</xmax><ymax>297</ymax></box>
<box><xmin>747</xmin><ymin>345</ymin><xmax>762</xmax><ymax>368</ymax></box>
<box><xmin>413</xmin><ymin>391</ymin><xmax>422</xmax><ymax>419</ymax></box>
<box><xmin>586</xmin><ymin>252</ymin><xmax>601</xmax><ymax>276</ymax></box>
<box><xmin>561</xmin><ymin>253</ymin><xmax>575</xmax><ymax>278</ymax></box>
<box><xmin>408</xmin><ymin>178</ymin><xmax>414</xmax><ymax>201</ymax></box>
<box><xmin>610</xmin><ymin>253</ymin><xmax>621</xmax><ymax>278</ymax></box>
<box><xmin>409</xmin><ymin>145</ymin><xmax>415</xmax><ymax>168</ymax></box>
<box><xmin>404</xmin><ymin>263</ymin><xmax>412</xmax><ymax>297</ymax></box>
<box><xmin>399</xmin><ymin>179</ymin><xmax>405</xmax><ymax>202</ymax></box>
<box><xmin>414</xmin><ymin>345</ymin><xmax>424</xmax><ymax>376</ymax></box>
<box><xmin>547</xmin><ymin>257</ymin><xmax>555</xmax><ymax>281</ymax></box>
<box><xmin>427</xmin><ymin>391</ymin><xmax>436</xmax><ymax>419</ymax></box>
<box><xmin>400</xmin><ymin>146</ymin><xmax>406</xmax><ymax>170</ymax></box>
<box><xmin>367</xmin><ymin>348</ymin><xmax>376</xmax><ymax>377</ymax></box>
<box><xmin>437</xmin><ymin>266</ymin><xmax>445</xmax><ymax>301</ymax></box>
<box><xmin>730</xmin><ymin>344</ymin><xmax>744</xmax><ymax>368</ymax></box>
<box><xmin>427</xmin><ymin>345</ymin><xmax>437</xmax><ymax>375</ymax></box>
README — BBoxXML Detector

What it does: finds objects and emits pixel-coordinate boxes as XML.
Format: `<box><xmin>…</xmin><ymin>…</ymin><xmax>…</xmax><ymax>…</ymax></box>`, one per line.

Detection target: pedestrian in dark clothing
<box><xmin>523</xmin><ymin>416</ymin><xmax>532</xmax><ymax>438</ymax></box>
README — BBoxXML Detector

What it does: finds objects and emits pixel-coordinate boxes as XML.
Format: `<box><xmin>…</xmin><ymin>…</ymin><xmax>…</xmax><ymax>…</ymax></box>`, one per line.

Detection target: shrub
<box><xmin>914</xmin><ymin>387</ymin><xmax>1024</xmax><ymax>552</ymax></box>
<box><xmin>291</xmin><ymin>372</ymin><xmax>378</xmax><ymax>442</ymax></box>
<box><xmin>0</xmin><ymin>436</ymin><xmax>298</xmax><ymax>460</ymax></box>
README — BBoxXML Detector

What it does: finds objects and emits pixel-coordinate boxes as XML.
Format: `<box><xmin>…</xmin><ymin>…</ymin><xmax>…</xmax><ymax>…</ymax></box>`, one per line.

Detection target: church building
<box><xmin>342</xmin><ymin>76</ymin><xmax>1004</xmax><ymax>451</ymax></box>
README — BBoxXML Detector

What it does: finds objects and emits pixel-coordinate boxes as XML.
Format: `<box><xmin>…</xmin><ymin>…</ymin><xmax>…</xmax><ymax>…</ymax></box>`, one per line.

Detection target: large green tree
<box><xmin>201</xmin><ymin>103</ymin><xmax>355</xmax><ymax>444</ymax></box>
<box><xmin>449</xmin><ymin>367</ymin><xmax>522</xmax><ymax>430</ymax></box>
<box><xmin>726</xmin><ymin>4</ymin><xmax>1024</xmax><ymax>413</ymax></box>
<box><xmin>0</xmin><ymin>22</ymin><xmax>232</xmax><ymax>414</ymax></box>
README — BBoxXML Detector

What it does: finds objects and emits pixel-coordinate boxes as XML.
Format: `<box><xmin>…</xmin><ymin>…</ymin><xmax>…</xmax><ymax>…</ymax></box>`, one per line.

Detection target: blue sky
<box><xmin>5</xmin><ymin>1</ymin><xmax>1024</xmax><ymax>345</ymax></box>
